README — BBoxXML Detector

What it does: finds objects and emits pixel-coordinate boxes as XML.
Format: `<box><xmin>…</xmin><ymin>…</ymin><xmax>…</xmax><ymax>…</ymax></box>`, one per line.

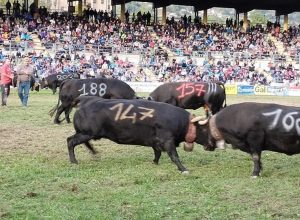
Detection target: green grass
<box><xmin>1</xmin><ymin>89</ymin><xmax>300</xmax><ymax>219</ymax></box>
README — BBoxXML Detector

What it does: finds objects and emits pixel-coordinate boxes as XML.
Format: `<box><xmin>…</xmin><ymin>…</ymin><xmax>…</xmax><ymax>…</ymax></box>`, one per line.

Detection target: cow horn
<box><xmin>191</xmin><ymin>116</ymin><xmax>209</xmax><ymax>125</ymax></box>
<box><xmin>198</xmin><ymin>118</ymin><xmax>209</xmax><ymax>125</ymax></box>
<box><xmin>191</xmin><ymin>116</ymin><xmax>204</xmax><ymax>123</ymax></box>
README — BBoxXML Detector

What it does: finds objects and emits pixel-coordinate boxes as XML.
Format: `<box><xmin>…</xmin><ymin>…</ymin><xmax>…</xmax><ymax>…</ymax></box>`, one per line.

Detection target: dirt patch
<box><xmin>0</xmin><ymin>124</ymin><xmax>73</xmax><ymax>157</ymax></box>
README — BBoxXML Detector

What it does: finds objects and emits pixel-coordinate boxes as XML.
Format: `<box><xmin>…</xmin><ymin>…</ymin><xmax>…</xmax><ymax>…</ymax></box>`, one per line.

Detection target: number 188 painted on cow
<box><xmin>78</xmin><ymin>83</ymin><xmax>107</xmax><ymax>96</ymax></box>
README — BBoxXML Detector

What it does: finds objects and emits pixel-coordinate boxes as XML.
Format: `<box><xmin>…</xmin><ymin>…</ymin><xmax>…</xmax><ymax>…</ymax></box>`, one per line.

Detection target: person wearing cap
<box><xmin>16</xmin><ymin>56</ymin><xmax>34</xmax><ymax>107</ymax></box>
<box><xmin>0</xmin><ymin>58</ymin><xmax>13</xmax><ymax>106</ymax></box>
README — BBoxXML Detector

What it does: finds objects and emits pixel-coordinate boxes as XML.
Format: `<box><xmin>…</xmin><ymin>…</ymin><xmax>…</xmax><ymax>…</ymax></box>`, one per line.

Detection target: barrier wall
<box><xmin>127</xmin><ymin>82</ymin><xmax>300</xmax><ymax>96</ymax></box>
<box><xmin>127</xmin><ymin>82</ymin><xmax>163</xmax><ymax>93</ymax></box>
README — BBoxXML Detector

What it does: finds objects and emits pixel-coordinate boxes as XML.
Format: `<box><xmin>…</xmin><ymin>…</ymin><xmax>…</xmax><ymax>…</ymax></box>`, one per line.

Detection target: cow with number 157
<box><xmin>49</xmin><ymin>78</ymin><xmax>138</xmax><ymax>124</ymax></box>
<box><xmin>148</xmin><ymin>82</ymin><xmax>227</xmax><ymax>117</ymax></box>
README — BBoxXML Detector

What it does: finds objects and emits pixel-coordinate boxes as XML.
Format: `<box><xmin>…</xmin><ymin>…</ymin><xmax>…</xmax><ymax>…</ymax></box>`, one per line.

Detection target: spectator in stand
<box><xmin>6</xmin><ymin>0</ymin><xmax>11</xmax><ymax>15</ymax></box>
<box><xmin>0</xmin><ymin>58</ymin><xmax>14</xmax><ymax>106</ymax></box>
<box><xmin>125</xmin><ymin>10</ymin><xmax>130</xmax><ymax>23</ymax></box>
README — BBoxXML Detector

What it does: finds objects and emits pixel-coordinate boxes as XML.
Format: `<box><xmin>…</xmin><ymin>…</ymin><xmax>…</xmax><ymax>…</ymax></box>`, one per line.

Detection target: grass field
<box><xmin>1</xmin><ymin>89</ymin><xmax>300</xmax><ymax>219</ymax></box>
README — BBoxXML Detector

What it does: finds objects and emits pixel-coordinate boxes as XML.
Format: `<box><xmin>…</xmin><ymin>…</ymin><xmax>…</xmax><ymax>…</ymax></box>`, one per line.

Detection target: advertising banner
<box><xmin>237</xmin><ymin>85</ymin><xmax>254</xmax><ymax>95</ymax></box>
<box><xmin>287</xmin><ymin>87</ymin><xmax>300</xmax><ymax>96</ymax></box>
<box><xmin>254</xmin><ymin>85</ymin><xmax>270</xmax><ymax>95</ymax></box>
<box><xmin>225</xmin><ymin>84</ymin><xmax>237</xmax><ymax>95</ymax></box>
<box><xmin>254</xmin><ymin>85</ymin><xmax>287</xmax><ymax>96</ymax></box>
<box><xmin>126</xmin><ymin>82</ymin><xmax>296</xmax><ymax>96</ymax></box>
<box><xmin>267</xmin><ymin>86</ymin><xmax>287</xmax><ymax>96</ymax></box>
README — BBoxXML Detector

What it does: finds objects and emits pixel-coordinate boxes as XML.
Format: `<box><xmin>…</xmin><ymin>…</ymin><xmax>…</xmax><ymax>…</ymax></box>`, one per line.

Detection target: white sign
<box><xmin>127</xmin><ymin>82</ymin><xmax>163</xmax><ymax>93</ymax></box>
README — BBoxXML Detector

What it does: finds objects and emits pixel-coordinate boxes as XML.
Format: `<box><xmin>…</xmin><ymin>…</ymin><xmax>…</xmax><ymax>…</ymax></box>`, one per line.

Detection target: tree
<box><xmin>249</xmin><ymin>10</ymin><xmax>268</xmax><ymax>25</ymax></box>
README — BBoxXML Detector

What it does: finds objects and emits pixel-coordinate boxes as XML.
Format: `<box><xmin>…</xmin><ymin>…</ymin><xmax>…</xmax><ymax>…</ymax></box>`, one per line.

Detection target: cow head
<box><xmin>34</xmin><ymin>83</ymin><xmax>40</xmax><ymax>92</ymax></box>
<box><xmin>192</xmin><ymin>116</ymin><xmax>219</xmax><ymax>151</ymax></box>
<box><xmin>40</xmin><ymin>78</ymin><xmax>48</xmax><ymax>89</ymax></box>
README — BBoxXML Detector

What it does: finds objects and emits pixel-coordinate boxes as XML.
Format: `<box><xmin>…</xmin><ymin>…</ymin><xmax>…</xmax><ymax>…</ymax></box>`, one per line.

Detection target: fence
<box><xmin>1</xmin><ymin>39</ymin><xmax>299</xmax><ymax>69</ymax></box>
<box><xmin>1</xmin><ymin>40</ymin><xmax>33</xmax><ymax>49</ymax></box>
<box><xmin>127</xmin><ymin>81</ymin><xmax>300</xmax><ymax>96</ymax></box>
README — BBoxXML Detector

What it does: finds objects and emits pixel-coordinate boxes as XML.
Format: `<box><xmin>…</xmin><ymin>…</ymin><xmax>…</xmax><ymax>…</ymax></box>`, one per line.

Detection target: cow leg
<box><xmin>67</xmin><ymin>133</ymin><xmax>93</xmax><ymax>164</ymax></box>
<box><xmin>152</xmin><ymin>147</ymin><xmax>161</xmax><ymax>164</ymax></box>
<box><xmin>167</xmin><ymin>149</ymin><xmax>188</xmax><ymax>173</ymax></box>
<box><xmin>65</xmin><ymin>107</ymin><xmax>72</xmax><ymax>123</ymax></box>
<box><xmin>54</xmin><ymin>105</ymin><xmax>65</xmax><ymax>124</ymax></box>
<box><xmin>52</xmin><ymin>85</ymin><xmax>57</xmax><ymax>95</ymax></box>
<box><xmin>246</xmin><ymin>131</ymin><xmax>263</xmax><ymax>177</ymax></box>
<box><xmin>251</xmin><ymin>152</ymin><xmax>262</xmax><ymax>178</ymax></box>
<box><xmin>85</xmin><ymin>142</ymin><xmax>97</xmax><ymax>155</ymax></box>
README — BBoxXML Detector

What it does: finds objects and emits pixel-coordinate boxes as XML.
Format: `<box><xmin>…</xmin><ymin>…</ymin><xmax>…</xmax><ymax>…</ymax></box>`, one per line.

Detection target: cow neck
<box><xmin>209</xmin><ymin>115</ymin><xmax>223</xmax><ymax>141</ymax></box>
<box><xmin>185</xmin><ymin>114</ymin><xmax>196</xmax><ymax>143</ymax></box>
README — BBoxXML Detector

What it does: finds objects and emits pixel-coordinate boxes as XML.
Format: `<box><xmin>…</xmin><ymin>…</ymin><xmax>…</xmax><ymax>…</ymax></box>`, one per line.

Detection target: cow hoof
<box><xmin>216</xmin><ymin>140</ymin><xmax>226</xmax><ymax>149</ymax></box>
<box><xmin>181</xmin><ymin>170</ymin><xmax>189</xmax><ymax>175</ymax></box>
<box><xmin>70</xmin><ymin>160</ymin><xmax>78</xmax><ymax>164</ymax></box>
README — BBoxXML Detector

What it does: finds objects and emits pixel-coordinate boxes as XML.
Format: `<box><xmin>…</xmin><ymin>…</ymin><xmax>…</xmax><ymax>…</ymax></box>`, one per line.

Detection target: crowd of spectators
<box><xmin>140</xmin><ymin>52</ymin><xmax>298</xmax><ymax>85</ymax></box>
<box><xmin>0</xmin><ymin>6</ymin><xmax>299</xmax><ymax>85</ymax></box>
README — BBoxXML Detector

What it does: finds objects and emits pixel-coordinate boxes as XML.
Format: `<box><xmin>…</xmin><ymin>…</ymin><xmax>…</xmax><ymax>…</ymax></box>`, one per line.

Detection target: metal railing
<box><xmin>1</xmin><ymin>39</ymin><xmax>299</xmax><ymax>67</ymax></box>
<box><xmin>0</xmin><ymin>40</ymin><xmax>34</xmax><ymax>55</ymax></box>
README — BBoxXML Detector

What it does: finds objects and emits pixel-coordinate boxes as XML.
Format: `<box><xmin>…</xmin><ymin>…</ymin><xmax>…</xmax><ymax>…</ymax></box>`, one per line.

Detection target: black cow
<box><xmin>49</xmin><ymin>78</ymin><xmax>137</xmax><ymax>124</ymax></box>
<box><xmin>67</xmin><ymin>97</ymin><xmax>209</xmax><ymax>173</ymax></box>
<box><xmin>148</xmin><ymin>82</ymin><xmax>226</xmax><ymax>116</ymax></box>
<box><xmin>40</xmin><ymin>73</ymin><xmax>80</xmax><ymax>94</ymax></box>
<box><xmin>192</xmin><ymin>102</ymin><xmax>300</xmax><ymax>177</ymax></box>
<box><xmin>12</xmin><ymin>75</ymin><xmax>39</xmax><ymax>92</ymax></box>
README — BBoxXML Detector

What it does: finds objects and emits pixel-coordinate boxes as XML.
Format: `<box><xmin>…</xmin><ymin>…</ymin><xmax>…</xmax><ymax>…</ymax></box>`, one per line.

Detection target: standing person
<box><xmin>0</xmin><ymin>58</ymin><xmax>14</xmax><ymax>106</ymax></box>
<box><xmin>16</xmin><ymin>56</ymin><xmax>34</xmax><ymax>107</ymax></box>
<box><xmin>6</xmin><ymin>0</ymin><xmax>11</xmax><ymax>15</ymax></box>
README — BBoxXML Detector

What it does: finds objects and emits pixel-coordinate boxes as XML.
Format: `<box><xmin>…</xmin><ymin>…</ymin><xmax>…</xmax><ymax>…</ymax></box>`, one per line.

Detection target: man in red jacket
<box><xmin>0</xmin><ymin>58</ymin><xmax>14</xmax><ymax>106</ymax></box>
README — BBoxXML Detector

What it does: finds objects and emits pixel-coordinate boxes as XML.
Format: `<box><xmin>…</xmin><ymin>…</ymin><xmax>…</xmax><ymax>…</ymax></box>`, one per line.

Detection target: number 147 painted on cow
<box><xmin>176</xmin><ymin>83</ymin><xmax>206</xmax><ymax>99</ymax></box>
<box><xmin>110</xmin><ymin>103</ymin><xmax>155</xmax><ymax>124</ymax></box>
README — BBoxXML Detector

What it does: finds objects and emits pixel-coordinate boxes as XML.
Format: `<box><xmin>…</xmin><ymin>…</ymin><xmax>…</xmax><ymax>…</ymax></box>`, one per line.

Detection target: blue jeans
<box><xmin>18</xmin><ymin>81</ymin><xmax>31</xmax><ymax>106</ymax></box>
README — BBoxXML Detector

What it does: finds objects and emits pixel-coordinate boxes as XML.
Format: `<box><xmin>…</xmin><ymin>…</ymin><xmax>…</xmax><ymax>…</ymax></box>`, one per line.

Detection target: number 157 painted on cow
<box><xmin>176</xmin><ymin>83</ymin><xmax>206</xmax><ymax>99</ymax></box>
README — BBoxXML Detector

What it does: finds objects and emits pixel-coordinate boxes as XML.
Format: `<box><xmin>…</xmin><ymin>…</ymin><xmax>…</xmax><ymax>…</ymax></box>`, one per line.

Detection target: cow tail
<box><xmin>216</xmin><ymin>82</ymin><xmax>227</xmax><ymax>108</ymax></box>
<box><xmin>49</xmin><ymin>98</ymin><xmax>60</xmax><ymax>117</ymax></box>
<box><xmin>48</xmin><ymin>80</ymin><xmax>66</xmax><ymax>117</ymax></box>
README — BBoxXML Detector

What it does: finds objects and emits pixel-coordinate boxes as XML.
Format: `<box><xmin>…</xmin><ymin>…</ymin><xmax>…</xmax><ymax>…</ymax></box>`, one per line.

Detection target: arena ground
<box><xmin>1</xmin><ymin>90</ymin><xmax>300</xmax><ymax>219</ymax></box>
